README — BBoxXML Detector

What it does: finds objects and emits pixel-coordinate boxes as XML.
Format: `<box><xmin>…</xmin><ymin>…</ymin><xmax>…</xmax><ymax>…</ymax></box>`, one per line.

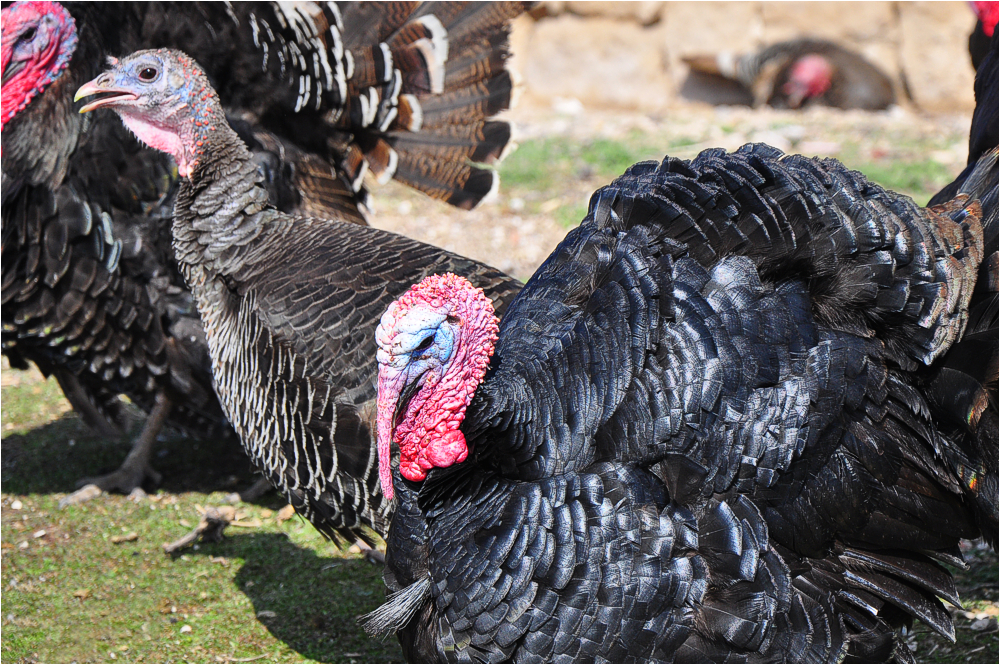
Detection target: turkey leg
<box><xmin>60</xmin><ymin>392</ymin><xmax>172</xmax><ymax>507</ymax></box>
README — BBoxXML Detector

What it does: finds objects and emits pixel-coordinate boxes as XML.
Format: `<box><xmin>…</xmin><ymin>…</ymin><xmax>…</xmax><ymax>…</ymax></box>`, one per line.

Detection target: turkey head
<box><xmin>375</xmin><ymin>273</ymin><xmax>499</xmax><ymax>499</ymax></box>
<box><xmin>781</xmin><ymin>54</ymin><xmax>834</xmax><ymax>108</ymax></box>
<box><xmin>75</xmin><ymin>48</ymin><xmax>225</xmax><ymax>178</ymax></box>
<box><xmin>1</xmin><ymin>0</ymin><xmax>77</xmax><ymax>129</ymax></box>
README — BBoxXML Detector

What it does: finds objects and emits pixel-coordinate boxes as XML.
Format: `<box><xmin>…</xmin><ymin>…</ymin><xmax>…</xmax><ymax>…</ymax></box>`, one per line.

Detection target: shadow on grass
<box><xmin>1</xmin><ymin>411</ymin><xmax>267</xmax><ymax>499</ymax></box>
<box><xmin>189</xmin><ymin>532</ymin><xmax>404</xmax><ymax>663</ymax></box>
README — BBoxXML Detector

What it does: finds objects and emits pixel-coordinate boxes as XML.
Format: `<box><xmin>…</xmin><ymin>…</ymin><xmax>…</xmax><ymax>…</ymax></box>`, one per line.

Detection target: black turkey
<box><xmin>74</xmin><ymin>47</ymin><xmax>524</xmax><ymax>543</ymax></box>
<box><xmin>369</xmin><ymin>143</ymin><xmax>997</xmax><ymax>662</ymax></box>
<box><xmin>683</xmin><ymin>38</ymin><xmax>896</xmax><ymax>110</ymax></box>
<box><xmin>2</xmin><ymin>1</ymin><xmax>527</xmax><ymax>509</ymax></box>
<box><xmin>969</xmin><ymin>0</ymin><xmax>998</xmax><ymax>70</ymax></box>
<box><xmin>922</xmin><ymin>28</ymin><xmax>998</xmax><ymax>541</ymax></box>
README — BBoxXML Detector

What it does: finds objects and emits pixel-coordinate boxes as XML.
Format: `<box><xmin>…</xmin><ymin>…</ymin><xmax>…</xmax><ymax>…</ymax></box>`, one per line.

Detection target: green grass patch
<box><xmin>2</xmin><ymin>370</ymin><xmax>402</xmax><ymax>663</ymax></box>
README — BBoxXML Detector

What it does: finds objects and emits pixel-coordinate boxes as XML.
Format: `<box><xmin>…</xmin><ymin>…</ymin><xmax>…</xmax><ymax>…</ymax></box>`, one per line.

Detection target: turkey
<box><xmin>683</xmin><ymin>38</ymin><xmax>896</xmax><ymax>110</ymax></box>
<box><xmin>74</xmin><ymin>47</ymin><xmax>524</xmax><ymax>543</ymax></box>
<box><xmin>922</xmin><ymin>29</ymin><xmax>998</xmax><ymax>541</ymax></box>
<box><xmin>3</xmin><ymin>1</ymin><xmax>528</xmax><ymax>508</ymax></box>
<box><xmin>368</xmin><ymin>154</ymin><xmax>997</xmax><ymax>659</ymax></box>
<box><xmin>969</xmin><ymin>0</ymin><xmax>999</xmax><ymax>70</ymax></box>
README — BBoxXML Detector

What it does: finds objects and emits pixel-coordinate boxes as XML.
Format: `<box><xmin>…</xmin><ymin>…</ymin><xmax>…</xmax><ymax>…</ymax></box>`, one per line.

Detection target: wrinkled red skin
<box><xmin>1</xmin><ymin>1</ymin><xmax>77</xmax><ymax>130</ymax></box>
<box><xmin>375</xmin><ymin>273</ymin><xmax>499</xmax><ymax>500</ymax></box>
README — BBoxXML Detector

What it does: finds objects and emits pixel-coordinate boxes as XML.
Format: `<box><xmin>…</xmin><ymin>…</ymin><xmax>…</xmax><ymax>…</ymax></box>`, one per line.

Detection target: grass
<box><xmin>2</xmin><ymin>367</ymin><xmax>403</xmax><ymax>664</ymax></box>
<box><xmin>499</xmin><ymin>132</ymin><xmax>691</xmax><ymax>226</ymax></box>
<box><xmin>497</xmin><ymin>118</ymin><xmax>967</xmax><ymax>226</ymax></box>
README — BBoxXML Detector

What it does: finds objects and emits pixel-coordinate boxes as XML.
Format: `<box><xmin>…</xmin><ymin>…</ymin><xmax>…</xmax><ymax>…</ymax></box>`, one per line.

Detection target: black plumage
<box><xmin>2</xmin><ymin>1</ymin><xmax>527</xmax><ymax>503</ymax></box>
<box><xmin>923</xmin><ymin>30</ymin><xmax>998</xmax><ymax>544</ymax></box>
<box><xmin>374</xmin><ymin>139</ymin><xmax>996</xmax><ymax>661</ymax></box>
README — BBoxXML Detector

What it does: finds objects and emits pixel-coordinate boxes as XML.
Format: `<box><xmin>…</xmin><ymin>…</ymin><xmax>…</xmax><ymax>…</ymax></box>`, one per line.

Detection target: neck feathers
<box><xmin>171</xmin><ymin>125</ymin><xmax>271</xmax><ymax>275</ymax></box>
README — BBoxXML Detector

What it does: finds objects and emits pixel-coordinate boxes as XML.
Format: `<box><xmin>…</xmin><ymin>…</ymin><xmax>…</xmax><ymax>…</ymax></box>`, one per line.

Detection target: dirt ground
<box><xmin>369</xmin><ymin>100</ymin><xmax>974</xmax><ymax>282</ymax></box>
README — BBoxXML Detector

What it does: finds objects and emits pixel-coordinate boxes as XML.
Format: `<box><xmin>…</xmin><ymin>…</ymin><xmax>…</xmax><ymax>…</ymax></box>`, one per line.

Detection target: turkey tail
<box><xmin>332</xmin><ymin>2</ymin><xmax>528</xmax><ymax>209</ymax></box>
<box><xmin>145</xmin><ymin>2</ymin><xmax>527</xmax><ymax>216</ymax></box>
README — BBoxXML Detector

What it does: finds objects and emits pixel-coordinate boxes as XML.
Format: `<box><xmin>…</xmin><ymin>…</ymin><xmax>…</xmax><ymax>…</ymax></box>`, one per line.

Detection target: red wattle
<box><xmin>375</xmin><ymin>273</ymin><xmax>498</xmax><ymax>489</ymax></box>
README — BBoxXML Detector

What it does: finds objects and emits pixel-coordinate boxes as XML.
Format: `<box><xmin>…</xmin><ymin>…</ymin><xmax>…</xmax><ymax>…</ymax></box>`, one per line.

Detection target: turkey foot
<box><xmin>59</xmin><ymin>393</ymin><xmax>172</xmax><ymax>508</ymax></box>
<box><xmin>226</xmin><ymin>477</ymin><xmax>274</xmax><ymax>504</ymax></box>
<box><xmin>358</xmin><ymin>541</ymin><xmax>386</xmax><ymax>565</ymax></box>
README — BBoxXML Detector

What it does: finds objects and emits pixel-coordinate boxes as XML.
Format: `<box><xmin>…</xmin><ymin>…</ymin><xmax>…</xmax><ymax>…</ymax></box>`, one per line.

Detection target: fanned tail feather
<box><xmin>331</xmin><ymin>1</ymin><xmax>527</xmax><ymax>209</ymax></box>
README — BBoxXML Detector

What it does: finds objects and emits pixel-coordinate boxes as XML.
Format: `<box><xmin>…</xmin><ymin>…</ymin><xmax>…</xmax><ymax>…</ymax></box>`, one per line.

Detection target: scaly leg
<box><xmin>60</xmin><ymin>392</ymin><xmax>172</xmax><ymax>507</ymax></box>
<box><xmin>231</xmin><ymin>476</ymin><xmax>274</xmax><ymax>503</ymax></box>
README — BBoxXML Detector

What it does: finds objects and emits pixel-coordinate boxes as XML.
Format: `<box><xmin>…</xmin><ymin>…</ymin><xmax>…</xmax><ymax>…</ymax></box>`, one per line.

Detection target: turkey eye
<box><xmin>414</xmin><ymin>335</ymin><xmax>434</xmax><ymax>353</ymax></box>
<box><xmin>19</xmin><ymin>26</ymin><xmax>37</xmax><ymax>43</ymax></box>
<box><xmin>138</xmin><ymin>67</ymin><xmax>158</xmax><ymax>81</ymax></box>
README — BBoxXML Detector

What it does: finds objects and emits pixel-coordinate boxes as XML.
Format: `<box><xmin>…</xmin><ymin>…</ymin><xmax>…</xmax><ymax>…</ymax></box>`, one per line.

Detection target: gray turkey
<box><xmin>683</xmin><ymin>38</ymin><xmax>896</xmax><ymax>110</ymax></box>
<box><xmin>2</xmin><ymin>1</ymin><xmax>528</xmax><ymax>508</ymax></box>
<box><xmin>74</xmin><ymin>47</ymin><xmax>524</xmax><ymax>543</ymax></box>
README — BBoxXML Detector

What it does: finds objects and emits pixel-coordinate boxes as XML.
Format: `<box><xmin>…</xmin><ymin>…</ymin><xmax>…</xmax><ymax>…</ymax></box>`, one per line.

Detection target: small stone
<box><xmin>256</xmin><ymin>610</ymin><xmax>277</xmax><ymax>620</ymax></box>
<box><xmin>179</xmin><ymin>625</ymin><xmax>192</xmax><ymax>634</ymax></box>
<box><xmin>59</xmin><ymin>484</ymin><xmax>103</xmax><ymax>508</ymax></box>
<box><xmin>10</xmin><ymin>500</ymin><xmax>22</xmax><ymax>510</ymax></box>
<box><xmin>32</xmin><ymin>530</ymin><xmax>46</xmax><ymax>539</ymax></box>
<box><xmin>970</xmin><ymin>617</ymin><xmax>997</xmax><ymax>632</ymax></box>
<box><xmin>18</xmin><ymin>541</ymin><xmax>27</xmax><ymax>550</ymax></box>
<box><xmin>552</xmin><ymin>97</ymin><xmax>584</xmax><ymax>115</ymax></box>
<box><xmin>73</xmin><ymin>589</ymin><xmax>91</xmax><ymax>600</ymax></box>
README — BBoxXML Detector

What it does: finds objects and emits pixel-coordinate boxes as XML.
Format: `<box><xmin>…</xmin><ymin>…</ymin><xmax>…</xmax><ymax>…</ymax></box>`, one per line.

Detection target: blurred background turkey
<box><xmin>680</xmin><ymin>39</ymin><xmax>896</xmax><ymax>110</ymax></box>
<box><xmin>2</xmin><ymin>1</ymin><xmax>997</xmax><ymax>663</ymax></box>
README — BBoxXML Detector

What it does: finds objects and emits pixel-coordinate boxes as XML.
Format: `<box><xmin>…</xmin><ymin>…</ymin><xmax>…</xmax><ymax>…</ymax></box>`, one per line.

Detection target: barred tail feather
<box><xmin>328</xmin><ymin>1</ymin><xmax>527</xmax><ymax>209</ymax></box>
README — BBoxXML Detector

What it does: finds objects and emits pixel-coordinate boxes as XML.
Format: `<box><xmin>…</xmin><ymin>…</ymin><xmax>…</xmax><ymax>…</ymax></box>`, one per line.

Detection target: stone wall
<box><xmin>508</xmin><ymin>1</ymin><xmax>979</xmax><ymax>113</ymax></box>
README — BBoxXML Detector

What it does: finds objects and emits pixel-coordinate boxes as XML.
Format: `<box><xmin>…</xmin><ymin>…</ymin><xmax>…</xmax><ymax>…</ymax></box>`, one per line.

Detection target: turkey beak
<box><xmin>74</xmin><ymin>75</ymin><xmax>138</xmax><ymax>113</ymax></box>
<box><xmin>2</xmin><ymin>59</ymin><xmax>24</xmax><ymax>86</ymax></box>
<box><xmin>393</xmin><ymin>371</ymin><xmax>426</xmax><ymax>429</ymax></box>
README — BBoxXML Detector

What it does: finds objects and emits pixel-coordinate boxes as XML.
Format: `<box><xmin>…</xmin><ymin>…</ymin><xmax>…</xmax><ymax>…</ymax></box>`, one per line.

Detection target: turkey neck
<box><xmin>170</xmin><ymin>124</ymin><xmax>273</xmax><ymax>279</ymax></box>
